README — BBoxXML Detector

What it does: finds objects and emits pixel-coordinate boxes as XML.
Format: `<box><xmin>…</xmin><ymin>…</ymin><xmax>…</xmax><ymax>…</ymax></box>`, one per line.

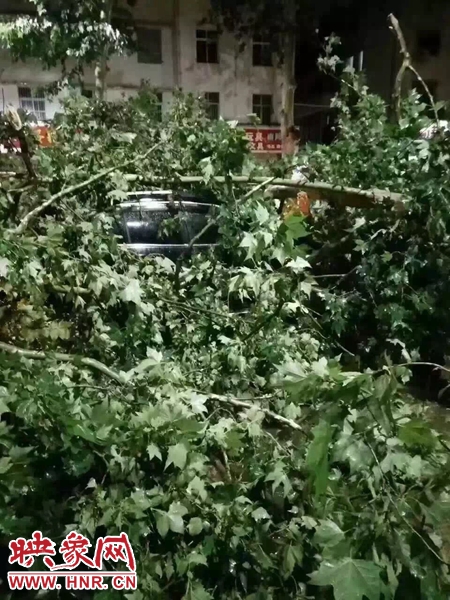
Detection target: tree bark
<box><xmin>94</xmin><ymin>0</ymin><xmax>114</xmax><ymax>100</ymax></box>
<box><xmin>280</xmin><ymin>0</ymin><xmax>297</xmax><ymax>156</ymax></box>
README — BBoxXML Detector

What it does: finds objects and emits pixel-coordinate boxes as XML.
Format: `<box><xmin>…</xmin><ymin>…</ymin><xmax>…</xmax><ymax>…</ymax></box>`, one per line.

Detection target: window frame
<box><xmin>204</xmin><ymin>92</ymin><xmax>220</xmax><ymax>120</ymax></box>
<box><xmin>252</xmin><ymin>35</ymin><xmax>272</xmax><ymax>67</ymax></box>
<box><xmin>136</xmin><ymin>27</ymin><xmax>162</xmax><ymax>64</ymax></box>
<box><xmin>252</xmin><ymin>94</ymin><xmax>272</xmax><ymax>125</ymax></box>
<box><xmin>18</xmin><ymin>86</ymin><xmax>46</xmax><ymax>121</ymax></box>
<box><xmin>196</xmin><ymin>29</ymin><xmax>219</xmax><ymax>64</ymax></box>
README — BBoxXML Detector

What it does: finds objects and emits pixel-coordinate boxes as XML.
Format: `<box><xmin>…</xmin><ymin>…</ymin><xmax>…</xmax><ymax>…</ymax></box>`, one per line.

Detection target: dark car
<box><xmin>115</xmin><ymin>191</ymin><xmax>219</xmax><ymax>260</ymax></box>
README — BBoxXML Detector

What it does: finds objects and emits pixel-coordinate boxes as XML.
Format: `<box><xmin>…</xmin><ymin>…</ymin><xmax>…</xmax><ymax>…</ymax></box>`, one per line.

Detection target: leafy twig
<box><xmin>10</xmin><ymin>142</ymin><xmax>161</xmax><ymax>235</ymax></box>
<box><xmin>366</xmin><ymin>438</ymin><xmax>450</xmax><ymax>566</ymax></box>
<box><xmin>173</xmin><ymin>176</ymin><xmax>276</xmax><ymax>291</ymax></box>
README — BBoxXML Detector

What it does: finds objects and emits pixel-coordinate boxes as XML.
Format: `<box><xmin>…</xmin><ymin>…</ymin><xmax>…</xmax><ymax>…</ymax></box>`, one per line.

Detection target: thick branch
<box><xmin>10</xmin><ymin>142</ymin><xmax>160</xmax><ymax>235</ymax></box>
<box><xmin>205</xmin><ymin>391</ymin><xmax>304</xmax><ymax>431</ymax></box>
<box><xmin>0</xmin><ymin>341</ymin><xmax>125</xmax><ymax>384</ymax></box>
<box><xmin>124</xmin><ymin>175</ymin><xmax>406</xmax><ymax>210</ymax></box>
<box><xmin>388</xmin><ymin>14</ymin><xmax>439</xmax><ymax>125</ymax></box>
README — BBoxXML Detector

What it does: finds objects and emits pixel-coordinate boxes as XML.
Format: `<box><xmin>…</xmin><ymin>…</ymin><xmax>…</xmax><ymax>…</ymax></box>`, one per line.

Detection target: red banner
<box><xmin>244</xmin><ymin>127</ymin><xmax>282</xmax><ymax>153</ymax></box>
<box><xmin>34</xmin><ymin>125</ymin><xmax>54</xmax><ymax>147</ymax></box>
<box><xmin>0</xmin><ymin>125</ymin><xmax>54</xmax><ymax>153</ymax></box>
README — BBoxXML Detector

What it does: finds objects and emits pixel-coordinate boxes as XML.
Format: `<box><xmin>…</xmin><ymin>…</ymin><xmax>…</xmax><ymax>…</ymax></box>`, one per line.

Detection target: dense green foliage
<box><xmin>1</xmin><ymin>88</ymin><xmax>450</xmax><ymax>600</ymax></box>
<box><xmin>295</xmin><ymin>69</ymin><xmax>450</xmax><ymax>385</ymax></box>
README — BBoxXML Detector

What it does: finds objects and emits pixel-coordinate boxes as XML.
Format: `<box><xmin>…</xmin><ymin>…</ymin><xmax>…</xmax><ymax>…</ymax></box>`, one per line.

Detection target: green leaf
<box><xmin>313</xmin><ymin>520</ymin><xmax>345</xmax><ymax>548</ymax></box>
<box><xmin>306</xmin><ymin>420</ymin><xmax>332</xmax><ymax>498</ymax></box>
<box><xmin>0</xmin><ymin>456</ymin><xmax>12</xmax><ymax>474</ymax></box>
<box><xmin>187</xmin><ymin>476</ymin><xmax>208</xmax><ymax>501</ymax></box>
<box><xmin>286</xmin><ymin>256</ymin><xmax>310</xmax><ymax>273</ymax></box>
<box><xmin>121</xmin><ymin>279</ymin><xmax>142</xmax><ymax>304</ymax></box>
<box><xmin>251</xmin><ymin>507</ymin><xmax>270</xmax><ymax>521</ymax></box>
<box><xmin>399</xmin><ymin>419</ymin><xmax>436</xmax><ymax>451</ymax></box>
<box><xmin>309</xmin><ymin>558</ymin><xmax>382</xmax><ymax>600</ymax></box>
<box><xmin>282</xmin><ymin>544</ymin><xmax>303</xmax><ymax>579</ymax></box>
<box><xmin>168</xmin><ymin>502</ymin><xmax>187</xmax><ymax>533</ymax></box>
<box><xmin>284</xmin><ymin>215</ymin><xmax>308</xmax><ymax>239</ymax></box>
<box><xmin>147</xmin><ymin>443</ymin><xmax>162</xmax><ymax>461</ymax></box>
<box><xmin>184</xmin><ymin>582</ymin><xmax>212</xmax><ymax>600</ymax></box>
<box><xmin>156</xmin><ymin>513</ymin><xmax>170</xmax><ymax>538</ymax></box>
<box><xmin>188</xmin><ymin>517</ymin><xmax>203</xmax><ymax>536</ymax></box>
<box><xmin>165</xmin><ymin>443</ymin><xmax>188</xmax><ymax>470</ymax></box>
<box><xmin>168</xmin><ymin>514</ymin><xmax>184</xmax><ymax>534</ymax></box>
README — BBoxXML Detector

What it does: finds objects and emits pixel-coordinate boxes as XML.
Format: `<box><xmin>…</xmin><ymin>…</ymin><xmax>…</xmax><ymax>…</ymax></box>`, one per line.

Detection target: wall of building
<box><xmin>0</xmin><ymin>0</ymin><xmax>283</xmax><ymax>126</ymax></box>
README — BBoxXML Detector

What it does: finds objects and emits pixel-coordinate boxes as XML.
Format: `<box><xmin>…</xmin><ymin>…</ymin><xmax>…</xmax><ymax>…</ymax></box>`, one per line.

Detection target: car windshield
<box><xmin>115</xmin><ymin>194</ymin><xmax>219</xmax><ymax>246</ymax></box>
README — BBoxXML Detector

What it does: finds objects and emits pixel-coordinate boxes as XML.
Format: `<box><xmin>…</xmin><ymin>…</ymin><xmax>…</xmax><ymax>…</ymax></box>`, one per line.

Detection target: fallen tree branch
<box><xmin>202</xmin><ymin>391</ymin><xmax>304</xmax><ymax>431</ymax></box>
<box><xmin>0</xmin><ymin>341</ymin><xmax>126</xmax><ymax>384</ymax></box>
<box><xmin>10</xmin><ymin>142</ymin><xmax>161</xmax><ymax>235</ymax></box>
<box><xmin>388</xmin><ymin>14</ymin><xmax>440</xmax><ymax>125</ymax></box>
<box><xmin>123</xmin><ymin>175</ymin><xmax>407</xmax><ymax>210</ymax></box>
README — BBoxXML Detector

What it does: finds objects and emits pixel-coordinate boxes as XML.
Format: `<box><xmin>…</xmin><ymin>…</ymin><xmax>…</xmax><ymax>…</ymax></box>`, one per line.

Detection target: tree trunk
<box><xmin>94</xmin><ymin>0</ymin><xmax>113</xmax><ymax>100</ymax></box>
<box><xmin>281</xmin><ymin>0</ymin><xmax>297</xmax><ymax>156</ymax></box>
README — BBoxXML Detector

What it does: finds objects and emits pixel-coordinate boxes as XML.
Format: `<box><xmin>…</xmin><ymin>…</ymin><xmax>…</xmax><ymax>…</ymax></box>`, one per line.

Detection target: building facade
<box><xmin>0</xmin><ymin>0</ymin><xmax>285</xmax><ymax>154</ymax></box>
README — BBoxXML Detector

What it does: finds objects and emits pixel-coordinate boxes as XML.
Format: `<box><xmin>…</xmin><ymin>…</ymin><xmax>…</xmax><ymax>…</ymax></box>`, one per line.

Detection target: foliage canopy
<box><xmin>1</xmin><ymin>81</ymin><xmax>450</xmax><ymax>600</ymax></box>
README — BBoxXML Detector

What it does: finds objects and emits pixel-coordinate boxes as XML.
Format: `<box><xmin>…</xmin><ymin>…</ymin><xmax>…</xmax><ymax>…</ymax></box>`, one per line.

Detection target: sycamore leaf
<box><xmin>187</xmin><ymin>476</ymin><xmax>208</xmax><ymax>501</ymax></box>
<box><xmin>309</xmin><ymin>558</ymin><xmax>382</xmax><ymax>600</ymax></box>
<box><xmin>286</xmin><ymin>256</ymin><xmax>310</xmax><ymax>273</ymax></box>
<box><xmin>313</xmin><ymin>520</ymin><xmax>345</xmax><ymax>548</ymax></box>
<box><xmin>285</xmin><ymin>215</ymin><xmax>308</xmax><ymax>239</ymax></box>
<box><xmin>254</xmin><ymin>203</ymin><xmax>270</xmax><ymax>224</ymax></box>
<box><xmin>282</xmin><ymin>545</ymin><xmax>303</xmax><ymax>579</ymax></box>
<box><xmin>188</xmin><ymin>517</ymin><xmax>203</xmax><ymax>536</ymax></box>
<box><xmin>252</xmin><ymin>507</ymin><xmax>270</xmax><ymax>521</ymax></box>
<box><xmin>156</xmin><ymin>513</ymin><xmax>169</xmax><ymax>538</ymax></box>
<box><xmin>399</xmin><ymin>419</ymin><xmax>436</xmax><ymax>451</ymax></box>
<box><xmin>121</xmin><ymin>279</ymin><xmax>142</xmax><ymax>304</ymax></box>
<box><xmin>306</xmin><ymin>420</ymin><xmax>332</xmax><ymax>498</ymax></box>
<box><xmin>168</xmin><ymin>514</ymin><xmax>184</xmax><ymax>534</ymax></box>
<box><xmin>165</xmin><ymin>443</ymin><xmax>188</xmax><ymax>470</ymax></box>
<box><xmin>184</xmin><ymin>582</ymin><xmax>212</xmax><ymax>600</ymax></box>
<box><xmin>147</xmin><ymin>443</ymin><xmax>162</xmax><ymax>461</ymax></box>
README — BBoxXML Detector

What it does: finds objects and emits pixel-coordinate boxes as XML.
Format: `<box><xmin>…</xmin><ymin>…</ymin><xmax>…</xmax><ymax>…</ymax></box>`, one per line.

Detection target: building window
<box><xmin>18</xmin><ymin>86</ymin><xmax>46</xmax><ymax>121</ymax></box>
<box><xmin>196</xmin><ymin>29</ymin><xmax>218</xmax><ymax>64</ymax></box>
<box><xmin>204</xmin><ymin>92</ymin><xmax>220</xmax><ymax>120</ymax></box>
<box><xmin>81</xmin><ymin>89</ymin><xmax>93</xmax><ymax>99</ymax></box>
<box><xmin>136</xmin><ymin>28</ymin><xmax>162</xmax><ymax>64</ymax></box>
<box><xmin>416</xmin><ymin>30</ymin><xmax>441</xmax><ymax>57</ymax></box>
<box><xmin>252</xmin><ymin>94</ymin><xmax>272</xmax><ymax>125</ymax></box>
<box><xmin>253</xmin><ymin>35</ymin><xmax>272</xmax><ymax>66</ymax></box>
<box><xmin>155</xmin><ymin>92</ymin><xmax>163</xmax><ymax>121</ymax></box>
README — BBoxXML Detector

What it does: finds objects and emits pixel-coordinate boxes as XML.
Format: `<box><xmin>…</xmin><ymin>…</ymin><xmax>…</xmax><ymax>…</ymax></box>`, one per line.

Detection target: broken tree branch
<box><xmin>124</xmin><ymin>175</ymin><xmax>407</xmax><ymax>210</ymax></box>
<box><xmin>202</xmin><ymin>391</ymin><xmax>304</xmax><ymax>431</ymax></box>
<box><xmin>388</xmin><ymin>13</ymin><xmax>439</xmax><ymax>125</ymax></box>
<box><xmin>10</xmin><ymin>142</ymin><xmax>161</xmax><ymax>235</ymax></box>
<box><xmin>0</xmin><ymin>341</ymin><xmax>126</xmax><ymax>384</ymax></box>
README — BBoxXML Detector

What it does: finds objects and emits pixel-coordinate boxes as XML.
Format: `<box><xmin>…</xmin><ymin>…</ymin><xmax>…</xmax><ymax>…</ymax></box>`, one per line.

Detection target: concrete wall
<box><xmin>0</xmin><ymin>0</ymin><xmax>283</xmax><ymax>124</ymax></box>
